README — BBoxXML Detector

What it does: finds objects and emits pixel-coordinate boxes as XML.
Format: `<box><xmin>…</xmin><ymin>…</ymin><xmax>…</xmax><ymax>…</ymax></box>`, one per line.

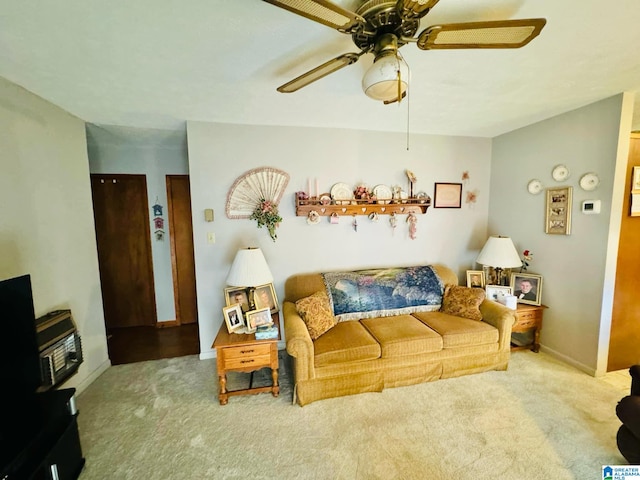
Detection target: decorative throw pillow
<box><xmin>440</xmin><ymin>285</ymin><xmax>485</xmax><ymax>321</ymax></box>
<box><xmin>295</xmin><ymin>291</ymin><xmax>336</xmax><ymax>340</ymax></box>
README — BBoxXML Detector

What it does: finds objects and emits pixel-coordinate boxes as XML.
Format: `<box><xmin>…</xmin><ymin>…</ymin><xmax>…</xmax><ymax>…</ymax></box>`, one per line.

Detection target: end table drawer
<box><xmin>224</xmin><ymin>344</ymin><xmax>271</xmax><ymax>359</ymax></box>
<box><xmin>517</xmin><ymin>310</ymin><xmax>539</xmax><ymax>321</ymax></box>
<box><xmin>514</xmin><ymin>317</ymin><xmax>537</xmax><ymax>329</ymax></box>
<box><xmin>225</xmin><ymin>354</ymin><xmax>271</xmax><ymax>370</ymax></box>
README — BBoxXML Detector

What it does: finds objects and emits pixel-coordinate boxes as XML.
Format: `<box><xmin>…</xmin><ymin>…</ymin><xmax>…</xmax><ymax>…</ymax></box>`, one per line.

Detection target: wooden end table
<box><xmin>212</xmin><ymin>313</ymin><xmax>280</xmax><ymax>405</ymax></box>
<box><xmin>511</xmin><ymin>304</ymin><xmax>547</xmax><ymax>353</ymax></box>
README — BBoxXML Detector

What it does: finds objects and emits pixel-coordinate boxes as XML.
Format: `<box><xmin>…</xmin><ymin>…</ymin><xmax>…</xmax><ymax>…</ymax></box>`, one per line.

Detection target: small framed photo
<box><xmin>466</xmin><ymin>270</ymin><xmax>485</xmax><ymax>288</ymax></box>
<box><xmin>224</xmin><ymin>286</ymin><xmax>250</xmax><ymax>312</ymax></box>
<box><xmin>222</xmin><ymin>304</ymin><xmax>244</xmax><ymax>333</ymax></box>
<box><xmin>545</xmin><ymin>186</ymin><xmax>572</xmax><ymax>235</ymax></box>
<box><xmin>433</xmin><ymin>183</ymin><xmax>463</xmax><ymax>208</ymax></box>
<box><xmin>633</xmin><ymin>166</ymin><xmax>640</xmax><ymax>193</ymax></box>
<box><xmin>511</xmin><ymin>273</ymin><xmax>543</xmax><ymax>306</ymax></box>
<box><xmin>485</xmin><ymin>285</ymin><xmax>512</xmax><ymax>302</ymax></box>
<box><xmin>254</xmin><ymin>283</ymin><xmax>279</xmax><ymax>313</ymax></box>
<box><xmin>245</xmin><ymin>307</ymin><xmax>273</xmax><ymax>333</ymax></box>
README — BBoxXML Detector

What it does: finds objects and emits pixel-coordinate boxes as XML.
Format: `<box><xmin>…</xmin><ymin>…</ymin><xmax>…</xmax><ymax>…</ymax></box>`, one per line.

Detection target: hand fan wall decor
<box><xmin>226</xmin><ymin>167</ymin><xmax>290</xmax><ymax>219</ymax></box>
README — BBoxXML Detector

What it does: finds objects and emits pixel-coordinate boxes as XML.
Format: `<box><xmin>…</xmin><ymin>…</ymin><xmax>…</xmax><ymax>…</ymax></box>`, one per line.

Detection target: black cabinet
<box><xmin>1</xmin><ymin>389</ymin><xmax>84</xmax><ymax>480</ymax></box>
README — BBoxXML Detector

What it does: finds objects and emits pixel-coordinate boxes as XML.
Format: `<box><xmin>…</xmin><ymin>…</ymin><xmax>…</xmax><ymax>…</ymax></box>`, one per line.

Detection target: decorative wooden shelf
<box><xmin>295</xmin><ymin>197</ymin><xmax>431</xmax><ymax>217</ymax></box>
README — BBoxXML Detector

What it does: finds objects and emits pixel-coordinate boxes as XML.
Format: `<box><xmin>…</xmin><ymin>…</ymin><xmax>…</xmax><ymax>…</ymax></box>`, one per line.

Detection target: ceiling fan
<box><xmin>263</xmin><ymin>0</ymin><xmax>546</xmax><ymax>104</ymax></box>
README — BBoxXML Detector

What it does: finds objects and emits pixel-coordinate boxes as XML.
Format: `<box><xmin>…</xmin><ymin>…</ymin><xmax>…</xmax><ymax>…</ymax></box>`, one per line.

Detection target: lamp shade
<box><xmin>476</xmin><ymin>236</ymin><xmax>521</xmax><ymax>268</ymax></box>
<box><xmin>226</xmin><ymin>247</ymin><xmax>273</xmax><ymax>287</ymax></box>
<box><xmin>362</xmin><ymin>53</ymin><xmax>408</xmax><ymax>102</ymax></box>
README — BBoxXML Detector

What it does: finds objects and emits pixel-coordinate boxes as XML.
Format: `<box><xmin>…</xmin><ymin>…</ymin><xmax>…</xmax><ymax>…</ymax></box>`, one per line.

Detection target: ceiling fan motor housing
<box><xmin>352</xmin><ymin>0</ymin><xmax>419</xmax><ymax>51</ymax></box>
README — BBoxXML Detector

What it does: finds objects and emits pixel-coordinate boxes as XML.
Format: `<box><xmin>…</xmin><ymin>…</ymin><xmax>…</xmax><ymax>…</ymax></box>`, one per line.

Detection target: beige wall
<box><xmin>490</xmin><ymin>94</ymin><xmax>633</xmax><ymax>374</ymax></box>
<box><xmin>186</xmin><ymin>121</ymin><xmax>494</xmax><ymax>358</ymax></box>
<box><xmin>0</xmin><ymin>77</ymin><xmax>110</xmax><ymax>392</ymax></box>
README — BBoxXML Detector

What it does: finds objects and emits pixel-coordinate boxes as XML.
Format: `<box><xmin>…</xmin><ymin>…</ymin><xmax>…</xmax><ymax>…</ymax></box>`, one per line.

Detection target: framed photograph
<box><xmin>245</xmin><ymin>307</ymin><xmax>273</xmax><ymax>333</ymax></box>
<box><xmin>433</xmin><ymin>183</ymin><xmax>462</xmax><ymax>208</ymax></box>
<box><xmin>224</xmin><ymin>286</ymin><xmax>250</xmax><ymax>312</ymax></box>
<box><xmin>511</xmin><ymin>273</ymin><xmax>543</xmax><ymax>306</ymax></box>
<box><xmin>466</xmin><ymin>270</ymin><xmax>485</xmax><ymax>288</ymax></box>
<box><xmin>485</xmin><ymin>285</ymin><xmax>512</xmax><ymax>302</ymax></box>
<box><xmin>545</xmin><ymin>186</ymin><xmax>572</xmax><ymax>235</ymax></box>
<box><xmin>631</xmin><ymin>193</ymin><xmax>640</xmax><ymax>217</ymax></box>
<box><xmin>254</xmin><ymin>283</ymin><xmax>279</xmax><ymax>313</ymax></box>
<box><xmin>222</xmin><ymin>304</ymin><xmax>244</xmax><ymax>333</ymax></box>
<box><xmin>633</xmin><ymin>166</ymin><xmax>640</xmax><ymax>193</ymax></box>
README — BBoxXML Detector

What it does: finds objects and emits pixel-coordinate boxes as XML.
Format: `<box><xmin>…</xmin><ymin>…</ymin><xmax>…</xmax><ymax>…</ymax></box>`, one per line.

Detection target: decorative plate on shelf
<box><xmin>527</xmin><ymin>179</ymin><xmax>543</xmax><ymax>195</ymax></box>
<box><xmin>319</xmin><ymin>193</ymin><xmax>332</xmax><ymax>205</ymax></box>
<box><xmin>372</xmin><ymin>184</ymin><xmax>392</xmax><ymax>204</ymax></box>
<box><xmin>330</xmin><ymin>182</ymin><xmax>352</xmax><ymax>204</ymax></box>
<box><xmin>552</xmin><ymin>164</ymin><xmax>570</xmax><ymax>182</ymax></box>
<box><xmin>579</xmin><ymin>172</ymin><xmax>600</xmax><ymax>191</ymax></box>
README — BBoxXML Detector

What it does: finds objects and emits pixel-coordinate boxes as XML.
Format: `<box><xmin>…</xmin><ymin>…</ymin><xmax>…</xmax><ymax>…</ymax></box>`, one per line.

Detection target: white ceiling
<box><xmin>2</xmin><ymin>0</ymin><xmax>640</xmax><ymax>137</ymax></box>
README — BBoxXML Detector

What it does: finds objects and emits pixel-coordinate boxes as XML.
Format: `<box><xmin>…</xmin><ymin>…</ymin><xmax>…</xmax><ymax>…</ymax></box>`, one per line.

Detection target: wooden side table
<box><xmin>212</xmin><ymin>313</ymin><xmax>280</xmax><ymax>405</ymax></box>
<box><xmin>511</xmin><ymin>304</ymin><xmax>547</xmax><ymax>353</ymax></box>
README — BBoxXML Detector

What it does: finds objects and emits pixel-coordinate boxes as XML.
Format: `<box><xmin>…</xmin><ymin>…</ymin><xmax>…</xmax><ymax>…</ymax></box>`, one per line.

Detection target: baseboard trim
<box><xmin>539</xmin><ymin>344</ymin><xmax>597</xmax><ymax>376</ymax></box>
<box><xmin>200</xmin><ymin>350</ymin><xmax>216</xmax><ymax>360</ymax></box>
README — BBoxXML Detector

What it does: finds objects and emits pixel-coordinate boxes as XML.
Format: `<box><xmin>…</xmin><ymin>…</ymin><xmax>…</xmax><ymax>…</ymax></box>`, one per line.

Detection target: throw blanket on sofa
<box><xmin>322</xmin><ymin>265</ymin><xmax>444</xmax><ymax>322</ymax></box>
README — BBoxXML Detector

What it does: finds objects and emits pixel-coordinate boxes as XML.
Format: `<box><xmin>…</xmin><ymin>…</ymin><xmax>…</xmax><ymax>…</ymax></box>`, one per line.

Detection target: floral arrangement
<box><xmin>354</xmin><ymin>185</ymin><xmax>372</xmax><ymax>201</ymax></box>
<box><xmin>521</xmin><ymin>249</ymin><xmax>533</xmax><ymax>272</ymax></box>
<box><xmin>250</xmin><ymin>199</ymin><xmax>282</xmax><ymax>242</ymax></box>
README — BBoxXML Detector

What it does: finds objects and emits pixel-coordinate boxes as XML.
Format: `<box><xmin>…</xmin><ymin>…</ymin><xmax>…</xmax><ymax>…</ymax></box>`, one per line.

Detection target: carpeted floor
<box><xmin>76</xmin><ymin>351</ymin><xmax>629</xmax><ymax>480</ymax></box>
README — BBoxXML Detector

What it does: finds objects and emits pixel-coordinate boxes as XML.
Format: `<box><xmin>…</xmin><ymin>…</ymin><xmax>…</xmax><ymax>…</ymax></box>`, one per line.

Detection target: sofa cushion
<box><xmin>440</xmin><ymin>285</ymin><xmax>485</xmax><ymax>321</ymax></box>
<box><xmin>295</xmin><ymin>291</ymin><xmax>336</xmax><ymax>340</ymax></box>
<box><xmin>360</xmin><ymin>315</ymin><xmax>443</xmax><ymax>358</ymax></box>
<box><xmin>314</xmin><ymin>321</ymin><xmax>381</xmax><ymax>367</ymax></box>
<box><xmin>413</xmin><ymin>311</ymin><xmax>499</xmax><ymax>348</ymax></box>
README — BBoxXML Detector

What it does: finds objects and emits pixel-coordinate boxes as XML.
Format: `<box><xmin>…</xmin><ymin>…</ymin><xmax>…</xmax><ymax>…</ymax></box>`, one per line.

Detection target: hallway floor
<box><xmin>107</xmin><ymin>323</ymin><xmax>200</xmax><ymax>365</ymax></box>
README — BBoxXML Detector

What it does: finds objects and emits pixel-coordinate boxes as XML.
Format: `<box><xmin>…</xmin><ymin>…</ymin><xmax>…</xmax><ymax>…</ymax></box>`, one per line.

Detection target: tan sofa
<box><xmin>283</xmin><ymin>264</ymin><xmax>516</xmax><ymax>406</ymax></box>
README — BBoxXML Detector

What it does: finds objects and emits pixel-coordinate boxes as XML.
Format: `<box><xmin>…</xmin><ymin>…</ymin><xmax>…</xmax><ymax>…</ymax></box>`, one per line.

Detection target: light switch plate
<box><xmin>207</xmin><ymin>232</ymin><xmax>215</xmax><ymax>244</ymax></box>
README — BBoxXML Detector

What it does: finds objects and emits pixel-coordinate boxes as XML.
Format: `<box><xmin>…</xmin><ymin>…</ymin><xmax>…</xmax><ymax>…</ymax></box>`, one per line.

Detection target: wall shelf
<box><xmin>295</xmin><ymin>197</ymin><xmax>431</xmax><ymax>217</ymax></box>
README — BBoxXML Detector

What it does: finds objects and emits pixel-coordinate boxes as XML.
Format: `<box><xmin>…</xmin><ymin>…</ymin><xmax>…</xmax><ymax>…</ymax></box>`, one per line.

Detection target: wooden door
<box><xmin>166</xmin><ymin>175</ymin><xmax>198</xmax><ymax>325</ymax></box>
<box><xmin>91</xmin><ymin>174</ymin><xmax>157</xmax><ymax>328</ymax></box>
<box><xmin>608</xmin><ymin>133</ymin><xmax>640</xmax><ymax>371</ymax></box>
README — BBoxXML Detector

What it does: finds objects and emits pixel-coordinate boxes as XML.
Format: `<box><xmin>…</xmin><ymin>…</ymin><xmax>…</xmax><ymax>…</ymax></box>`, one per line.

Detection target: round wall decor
<box><xmin>527</xmin><ymin>179</ymin><xmax>543</xmax><ymax>195</ymax></box>
<box><xmin>552</xmin><ymin>164</ymin><xmax>570</xmax><ymax>182</ymax></box>
<box><xmin>579</xmin><ymin>172</ymin><xmax>600</xmax><ymax>191</ymax></box>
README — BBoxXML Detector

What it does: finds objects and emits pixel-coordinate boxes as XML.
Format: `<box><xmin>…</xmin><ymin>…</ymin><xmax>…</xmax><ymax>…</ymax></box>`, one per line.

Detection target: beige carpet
<box><xmin>77</xmin><ymin>351</ymin><xmax>629</xmax><ymax>480</ymax></box>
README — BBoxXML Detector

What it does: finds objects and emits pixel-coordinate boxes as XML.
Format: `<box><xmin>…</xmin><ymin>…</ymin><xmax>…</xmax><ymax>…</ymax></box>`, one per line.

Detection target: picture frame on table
<box><xmin>485</xmin><ymin>285</ymin><xmax>512</xmax><ymax>302</ymax></box>
<box><xmin>511</xmin><ymin>273</ymin><xmax>543</xmax><ymax>306</ymax></box>
<box><xmin>222</xmin><ymin>304</ymin><xmax>244</xmax><ymax>333</ymax></box>
<box><xmin>245</xmin><ymin>307</ymin><xmax>273</xmax><ymax>333</ymax></box>
<box><xmin>633</xmin><ymin>166</ymin><xmax>640</xmax><ymax>193</ymax></box>
<box><xmin>254</xmin><ymin>283</ymin><xmax>279</xmax><ymax>313</ymax></box>
<box><xmin>224</xmin><ymin>286</ymin><xmax>250</xmax><ymax>312</ymax></box>
<box><xmin>433</xmin><ymin>183</ymin><xmax>463</xmax><ymax>208</ymax></box>
<box><xmin>466</xmin><ymin>270</ymin><xmax>485</xmax><ymax>288</ymax></box>
<box><xmin>545</xmin><ymin>186</ymin><xmax>572</xmax><ymax>235</ymax></box>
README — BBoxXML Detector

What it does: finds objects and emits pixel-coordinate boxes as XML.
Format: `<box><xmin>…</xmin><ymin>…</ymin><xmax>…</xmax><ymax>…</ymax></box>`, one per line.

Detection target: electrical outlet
<box><xmin>207</xmin><ymin>232</ymin><xmax>215</xmax><ymax>244</ymax></box>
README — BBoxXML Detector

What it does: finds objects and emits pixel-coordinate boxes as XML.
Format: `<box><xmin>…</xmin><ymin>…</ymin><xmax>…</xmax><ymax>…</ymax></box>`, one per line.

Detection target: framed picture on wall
<box><xmin>633</xmin><ymin>166</ymin><xmax>640</xmax><ymax>193</ymax></box>
<box><xmin>545</xmin><ymin>186</ymin><xmax>572</xmax><ymax>235</ymax></box>
<box><xmin>433</xmin><ymin>183</ymin><xmax>462</xmax><ymax>208</ymax></box>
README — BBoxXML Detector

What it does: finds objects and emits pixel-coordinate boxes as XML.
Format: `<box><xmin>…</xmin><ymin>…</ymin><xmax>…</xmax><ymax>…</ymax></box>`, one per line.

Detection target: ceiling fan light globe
<box><xmin>361</xmin><ymin>55</ymin><xmax>409</xmax><ymax>102</ymax></box>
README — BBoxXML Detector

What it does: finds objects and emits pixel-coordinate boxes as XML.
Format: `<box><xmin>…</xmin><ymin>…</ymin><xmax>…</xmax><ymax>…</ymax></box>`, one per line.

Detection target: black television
<box><xmin>0</xmin><ymin>274</ymin><xmax>41</xmax><ymax>394</ymax></box>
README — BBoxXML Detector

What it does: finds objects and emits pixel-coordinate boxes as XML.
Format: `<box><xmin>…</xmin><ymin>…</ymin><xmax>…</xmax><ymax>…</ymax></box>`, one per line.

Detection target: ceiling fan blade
<box><xmin>417</xmin><ymin>18</ymin><xmax>546</xmax><ymax>50</ymax></box>
<box><xmin>277</xmin><ymin>52</ymin><xmax>363</xmax><ymax>93</ymax></box>
<box><xmin>397</xmin><ymin>0</ymin><xmax>441</xmax><ymax>20</ymax></box>
<box><xmin>263</xmin><ymin>0</ymin><xmax>365</xmax><ymax>33</ymax></box>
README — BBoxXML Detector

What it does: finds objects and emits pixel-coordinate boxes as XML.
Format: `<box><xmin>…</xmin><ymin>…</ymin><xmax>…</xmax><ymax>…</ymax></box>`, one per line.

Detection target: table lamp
<box><xmin>476</xmin><ymin>236</ymin><xmax>521</xmax><ymax>286</ymax></box>
<box><xmin>226</xmin><ymin>247</ymin><xmax>273</xmax><ymax>310</ymax></box>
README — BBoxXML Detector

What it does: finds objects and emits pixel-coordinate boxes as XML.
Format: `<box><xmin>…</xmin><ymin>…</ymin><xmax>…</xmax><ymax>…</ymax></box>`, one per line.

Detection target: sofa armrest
<box><xmin>479</xmin><ymin>300</ymin><xmax>516</xmax><ymax>351</ymax></box>
<box><xmin>283</xmin><ymin>301</ymin><xmax>315</xmax><ymax>381</ymax></box>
